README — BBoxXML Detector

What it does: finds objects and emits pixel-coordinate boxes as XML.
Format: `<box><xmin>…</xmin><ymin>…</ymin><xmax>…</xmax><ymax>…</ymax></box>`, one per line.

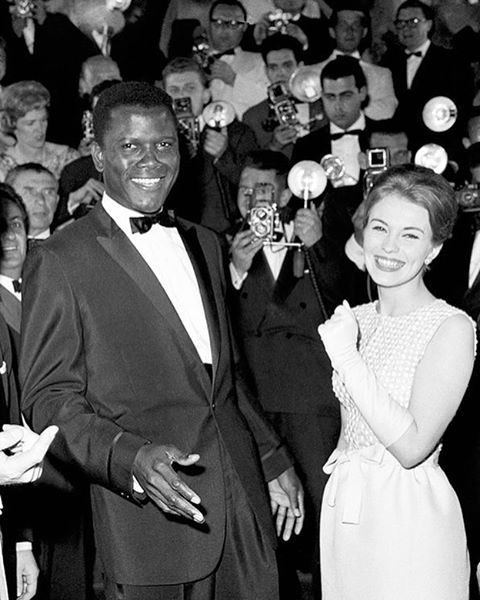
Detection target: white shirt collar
<box><xmin>0</xmin><ymin>275</ymin><xmax>21</xmax><ymax>299</ymax></box>
<box><xmin>102</xmin><ymin>192</ymin><xmax>149</xmax><ymax>236</ymax></box>
<box><xmin>29</xmin><ymin>229</ymin><xmax>50</xmax><ymax>240</ymax></box>
<box><xmin>330</xmin><ymin>112</ymin><xmax>366</xmax><ymax>134</ymax></box>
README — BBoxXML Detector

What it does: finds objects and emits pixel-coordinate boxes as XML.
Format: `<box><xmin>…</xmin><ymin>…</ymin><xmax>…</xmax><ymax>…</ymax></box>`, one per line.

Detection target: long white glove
<box><xmin>318</xmin><ymin>301</ymin><xmax>414</xmax><ymax>447</ymax></box>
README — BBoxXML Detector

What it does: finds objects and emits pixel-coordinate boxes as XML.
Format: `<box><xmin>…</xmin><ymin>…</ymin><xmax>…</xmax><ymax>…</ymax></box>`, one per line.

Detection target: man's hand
<box><xmin>285</xmin><ymin>23</ymin><xmax>308</xmax><ymax>49</ymax></box>
<box><xmin>0</xmin><ymin>425</ymin><xmax>58</xmax><ymax>485</ymax></box>
<box><xmin>270</xmin><ymin>124</ymin><xmax>297</xmax><ymax>150</ymax></box>
<box><xmin>230</xmin><ymin>230</ymin><xmax>263</xmax><ymax>277</ymax></box>
<box><xmin>294</xmin><ymin>205</ymin><xmax>323</xmax><ymax>247</ymax></box>
<box><xmin>268</xmin><ymin>466</ymin><xmax>304</xmax><ymax>541</ymax></box>
<box><xmin>132</xmin><ymin>444</ymin><xmax>205</xmax><ymax>523</ymax></box>
<box><xmin>203</xmin><ymin>127</ymin><xmax>228</xmax><ymax>159</ymax></box>
<box><xmin>67</xmin><ymin>179</ymin><xmax>104</xmax><ymax>215</ymax></box>
<box><xmin>209</xmin><ymin>60</ymin><xmax>236</xmax><ymax>86</ymax></box>
<box><xmin>16</xmin><ymin>549</ymin><xmax>39</xmax><ymax>600</ymax></box>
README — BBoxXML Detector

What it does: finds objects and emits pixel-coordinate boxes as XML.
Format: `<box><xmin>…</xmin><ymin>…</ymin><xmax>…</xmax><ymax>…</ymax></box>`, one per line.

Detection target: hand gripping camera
<box><xmin>10</xmin><ymin>0</ymin><xmax>35</xmax><ymax>18</ymax></box>
<box><xmin>246</xmin><ymin>183</ymin><xmax>284</xmax><ymax>243</ymax></box>
<box><xmin>363</xmin><ymin>147</ymin><xmax>390</xmax><ymax>198</ymax></box>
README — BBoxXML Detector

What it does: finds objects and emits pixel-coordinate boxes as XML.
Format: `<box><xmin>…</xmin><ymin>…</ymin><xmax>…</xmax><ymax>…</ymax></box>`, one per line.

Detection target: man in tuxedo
<box><xmin>205</xmin><ymin>0</ymin><xmax>270</xmax><ymax>118</ymax></box>
<box><xmin>5</xmin><ymin>164</ymin><xmax>59</xmax><ymax>244</ymax></box>
<box><xmin>242</xmin><ymin>34</ymin><xmax>326</xmax><ymax>160</ymax></box>
<box><xmin>292</xmin><ymin>55</ymin><xmax>372</xmax><ymax>187</ymax></box>
<box><xmin>312</xmin><ymin>3</ymin><xmax>397</xmax><ymax>121</ymax></box>
<box><xmin>163</xmin><ymin>56</ymin><xmax>258</xmax><ymax>234</ymax></box>
<box><xmin>384</xmin><ymin>0</ymin><xmax>473</xmax><ymax>162</ymax></box>
<box><xmin>19</xmin><ymin>81</ymin><xmax>303</xmax><ymax>600</ymax></box>
<box><xmin>229</xmin><ymin>150</ymin><xmax>342</xmax><ymax>598</ymax></box>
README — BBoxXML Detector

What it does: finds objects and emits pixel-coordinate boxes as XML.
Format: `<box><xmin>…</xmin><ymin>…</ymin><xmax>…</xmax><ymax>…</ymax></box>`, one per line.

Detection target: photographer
<box><xmin>228</xmin><ymin>150</ymin><xmax>344</xmax><ymax>599</ymax></box>
<box><xmin>163</xmin><ymin>56</ymin><xmax>258</xmax><ymax>234</ymax></box>
<box><xmin>241</xmin><ymin>0</ymin><xmax>332</xmax><ymax>64</ymax></box>
<box><xmin>243</xmin><ymin>34</ymin><xmax>326</xmax><ymax>160</ymax></box>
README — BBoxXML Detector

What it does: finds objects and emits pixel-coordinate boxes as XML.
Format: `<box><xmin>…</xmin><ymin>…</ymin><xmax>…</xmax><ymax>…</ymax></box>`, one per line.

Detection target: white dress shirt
<box><xmin>102</xmin><ymin>194</ymin><xmax>212</xmax><ymax>364</ymax></box>
<box><xmin>0</xmin><ymin>275</ymin><xmax>21</xmax><ymax>301</ymax></box>
<box><xmin>209</xmin><ymin>47</ymin><xmax>269</xmax><ymax>119</ymax></box>
<box><xmin>406</xmin><ymin>39</ymin><xmax>430</xmax><ymax>89</ymax></box>
<box><xmin>330</xmin><ymin>113</ymin><xmax>365</xmax><ymax>186</ymax></box>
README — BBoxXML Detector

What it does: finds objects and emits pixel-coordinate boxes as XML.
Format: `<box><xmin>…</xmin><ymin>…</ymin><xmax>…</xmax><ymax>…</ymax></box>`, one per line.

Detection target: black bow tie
<box><xmin>330</xmin><ymin>128</ymin><xmax>363</xmax><ymax>141</ymax></box>
<box><xmin>406</xmin><ymin>51</ymin><xmax>422</xmax><ymax>59</ymax></box>
<box><xmin>12</xmin><ymin>279</ymin><xmax>21</xmax><ymax>293</ymax></box>
<box><xmin>130</xmin><ymin>210</ymin><xmax>176</xmax><ymax>234</ymax></box>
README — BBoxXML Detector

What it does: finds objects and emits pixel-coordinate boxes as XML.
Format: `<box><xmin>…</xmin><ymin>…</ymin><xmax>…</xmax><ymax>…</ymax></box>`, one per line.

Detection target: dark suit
<box><xmin>0</xmin><ymin>286</ymin><xmax>21</xmax><ymax>354</ymax></box>
<box><xmin>20</xmin><ymin>202</ymin><xmax>291</xmax><ymax>588</ymax></box>
<box><xmin>243</xmin><ymin>98</ymin><xmax>326</xmax><ymax>160</ymax></box>
<box><xmin>385</xmin><ymin>43</ymin><xmax>473</xmax><ymax>161</ymax></box>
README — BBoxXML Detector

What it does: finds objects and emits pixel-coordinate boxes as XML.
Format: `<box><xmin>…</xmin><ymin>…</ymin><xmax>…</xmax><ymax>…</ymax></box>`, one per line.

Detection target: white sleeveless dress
<box><xmin>320</xmin><ymin>299</ymin><xmax>474</xmax><ymax>600</ymax></box>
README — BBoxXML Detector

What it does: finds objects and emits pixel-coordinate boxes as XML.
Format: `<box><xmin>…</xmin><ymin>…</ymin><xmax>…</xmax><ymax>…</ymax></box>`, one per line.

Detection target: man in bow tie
<box><xmin>206</xmin><ymin>0</ymin><xmax>270</xmax><ymax>118</ymax></box>
<box><xmin>292</xmin><ymin>55</ymin><xmax>373</xmax><ymax>188</ymax></box>
<box><xmin>20</xmin><ymin>81</ymin><xmax>304</xmax><ymax>600</ymax></box>
<box><xmin>229</xmin><ymin>149</ymin><xmax>342</xmax><ymax>598</ymax></box>
<box><xmin>311</xmin><ymin>2</ymin><xmax>397</xmax><ymax>121</ymax></box>
<box><xmin>384</xmin><ymin>0</ymin><xmax>473</xmax><ymax>162</ymax></box>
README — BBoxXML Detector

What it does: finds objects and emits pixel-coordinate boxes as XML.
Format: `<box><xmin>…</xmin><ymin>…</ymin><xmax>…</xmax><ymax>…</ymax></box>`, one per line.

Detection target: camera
<box><xmin>266</xmin><ymin>82</ymin><xmax>298</xmax><ymax>129</ymax></box>
<box><xmin>246</xmin><ymin>183</ymin><xmax>282</xmax><ymax>241</ymax></box>
<box><xmin>267</xmin><ymin>9</ymin><xmax>293</xmax><ymax>35</ymax></box>
<box><xmin>363</xmin><ymin>147</ymin><xmax>390</xmax><ymax>197</ymax></box>
<box><xmin>10</xmin><ymin>0</ymin><xmax>35</xmax><ymax>19</ymax></box>
<box><xmin>456</xmin><ymin>183</ymin><xmax>480</xmax><ymax>210</ymax></box>
<box><xmin>192</xmin><ymin>34</ymin><xmax>216</xmax><ymax>75</ymax></box>
<box><xmin>172</xmin><ymin>97</ymin><xmax>200</xmax><ymax>152</ymax></box>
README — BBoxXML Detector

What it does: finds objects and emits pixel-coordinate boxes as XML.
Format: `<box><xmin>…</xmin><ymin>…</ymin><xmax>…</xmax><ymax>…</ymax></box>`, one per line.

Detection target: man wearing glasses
<box><xmin>385</xmin><ymin>0</ymin><xmax>473</xmax><ymax>163</ymax></box>
<box><xmin>208</xmin><ymin>0</ymin><xmax>269</xmax><ymax>118</ymax></box>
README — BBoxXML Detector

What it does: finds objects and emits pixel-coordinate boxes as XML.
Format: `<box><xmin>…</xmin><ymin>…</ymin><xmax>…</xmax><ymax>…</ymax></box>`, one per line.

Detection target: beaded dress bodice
<box><xmin>333</xmin><ymin>299</ymin><xmax>472</xmax><ymax>451</ymax></box>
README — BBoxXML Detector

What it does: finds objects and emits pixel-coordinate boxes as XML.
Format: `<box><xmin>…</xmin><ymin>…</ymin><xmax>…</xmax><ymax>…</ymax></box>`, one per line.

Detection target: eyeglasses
<box><xmin>394</xmin><ymin>17</ymin><xmax>427</xmax><ymax>30</ymax></box>
<box><xmin>210</xmin><ymin>18</ymin><xmax>247</xmax><ymax>30</ymax></box>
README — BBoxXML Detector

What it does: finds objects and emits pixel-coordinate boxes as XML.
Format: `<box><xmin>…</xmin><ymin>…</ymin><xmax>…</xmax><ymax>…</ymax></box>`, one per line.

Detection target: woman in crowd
<box><xmin>318</xmin><ymin>164</ymin><xmax>475</xmax><ymax>599</ymax></box>
<box><xmin>0</xmin><ymin>80</ymin><xmax>79</xmax><ymax>181</ymax></box>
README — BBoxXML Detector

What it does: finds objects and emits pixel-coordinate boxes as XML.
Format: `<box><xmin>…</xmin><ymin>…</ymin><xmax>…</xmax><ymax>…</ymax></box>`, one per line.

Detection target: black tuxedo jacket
<box><xmin>386</xmin><ymin>44</ymin><xmax>473</xmax><ymax>159</ymax></box>
<box><xmin>20</xmin><ymin>203</ymin><xmax>290</xmax><ymax>585</ymax></box>
<box><xmin>229</xmin><ymin>236</ymin><xmax>343</xmax><ymax>415</ymax></box>
<box><xmin>291</xmin><ymin>118</ymin><xmax>374</xmax><ymax>165</ymax></box>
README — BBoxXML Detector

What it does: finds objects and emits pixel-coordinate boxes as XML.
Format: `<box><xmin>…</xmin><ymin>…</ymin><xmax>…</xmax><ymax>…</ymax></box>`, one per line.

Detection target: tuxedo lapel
<box><xmin>92</xmin><ymin>208</ymin><xmax>206</xmax><ymax>380</ymax></box>
<box><xmin>176</xmin><ymin>220</ymin><xmax>221</xmax><ymax>374</ymax></box>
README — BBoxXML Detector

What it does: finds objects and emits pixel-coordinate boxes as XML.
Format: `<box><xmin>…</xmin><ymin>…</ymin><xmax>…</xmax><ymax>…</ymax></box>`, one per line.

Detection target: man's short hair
<box><xmin>260</xmin><ymin>34</ymin><xmax>304</xmax><ymax>65</ymax></box>
<box><xmin>92</xmin><ymin>81</ymin><xmax>175</xmax><ymax>146</ymax></box>
<box><xmin>242</xmin><ymin>150</ymin><xmax>290</xmax><ymax>178</ymax></box>
<box><xmin>396</xmin><ymin>0</ymin><xmax>434</xmax><ymax>21</ymax></box>
<box><xmin>162</xmin><ymin>57</ymin><xmax>208</xmax><ymax>88</ymax></box>
<box><xmin>5</xmin><ymin>162</ymin><xmax>57</xmax><ymax>187</ymax></box>
<box><xmin>0</xmin><ymin>182</ymin><xmax>28</xmax><ymax>232</ymax></box>
<box><xmin>321</xmin><ymin>56</ymin><xmax>367</xmax><ymax>91</ymax></box>
<box><xmin>90</xmin><ymin>79</ymin><xmax>122</xmax><ymax>103</ymax></box>
<box><xmin>209</xmin><ymin>0</ymin><xmax>247</xmax><ymax>22</ymax></box>
<box><xmin>329</xmin><ymin>2</ymin><xmax>370</xmax><ymax>29</ymax></box>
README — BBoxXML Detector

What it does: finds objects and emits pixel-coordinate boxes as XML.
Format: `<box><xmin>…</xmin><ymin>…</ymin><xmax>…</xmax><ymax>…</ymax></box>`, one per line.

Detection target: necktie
<box><xmin>27</xmin><ymin>238</ymin><xmax>43</xmax><ymax>251</ymax></box>
<box><xmin>12</xmin><ymin>280</ymin><xmax>21</xmax><ymax>293</ymax></box>
<box><xmin>330</xmin><ymin>128</ymin><xmax>363</xmax><ymax>141</ymax></box>
<box><xmin>130</xmin><ymin>210</ymin><xmax>176</xmax><ymax>234</ymax></box>
<box><xmin>406</xmin><ymin>51</ymin><xmax>422</xmax><ymax>59</ymax></box>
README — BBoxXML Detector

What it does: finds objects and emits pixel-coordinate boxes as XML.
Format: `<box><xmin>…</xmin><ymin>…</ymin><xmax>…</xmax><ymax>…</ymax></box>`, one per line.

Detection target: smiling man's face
<box><xmin>91</xmin><ymin>104</ymin><xmax>180</xmax><ymax>214</ymax></box>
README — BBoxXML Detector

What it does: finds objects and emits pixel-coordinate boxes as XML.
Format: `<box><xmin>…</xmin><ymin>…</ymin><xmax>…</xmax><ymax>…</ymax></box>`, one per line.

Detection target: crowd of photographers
<box><xmin>1</xmin><ymin>0</ymin><xmax>480</xmax><ymax>598</ymax></box>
